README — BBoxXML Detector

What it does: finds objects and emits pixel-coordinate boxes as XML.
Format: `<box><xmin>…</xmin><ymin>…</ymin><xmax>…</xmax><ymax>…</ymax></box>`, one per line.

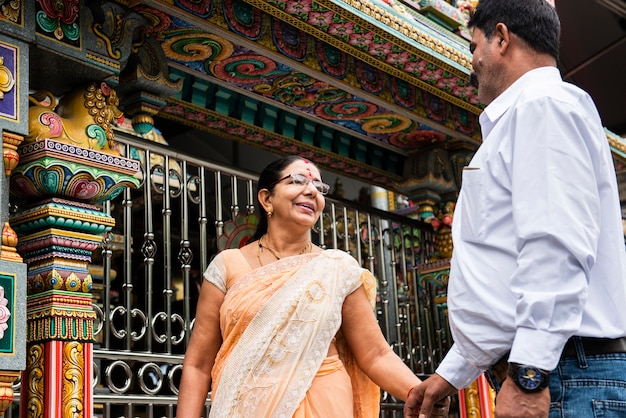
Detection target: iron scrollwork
<box><xmin>110</xmin><ymin>306</ymin><xmax>148</xmax><ymax>341</ymax></box>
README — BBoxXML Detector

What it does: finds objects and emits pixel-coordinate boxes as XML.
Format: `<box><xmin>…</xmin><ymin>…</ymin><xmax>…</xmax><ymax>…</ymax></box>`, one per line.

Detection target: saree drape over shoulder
<box><xmin>203</xmin><ymin>249</ymin><xmax>380</xmax><ymax>418</ymax></box>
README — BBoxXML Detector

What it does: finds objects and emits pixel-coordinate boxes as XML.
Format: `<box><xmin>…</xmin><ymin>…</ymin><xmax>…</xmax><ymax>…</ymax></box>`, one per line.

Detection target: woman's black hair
<box><xmin>468</xmin><ymin>0</ymin><xmax>560</xmax><ymax>61</ymax></box>
<box><xmin>250</xmin><ymin>155</ymin><xmax>308</xmax><ymax>241</ymax></box>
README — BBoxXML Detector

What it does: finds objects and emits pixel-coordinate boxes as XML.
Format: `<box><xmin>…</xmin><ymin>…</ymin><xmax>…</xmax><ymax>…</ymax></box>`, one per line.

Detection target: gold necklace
<box><xmin>259</xmin><ymin>236</ymin><xmax>281</xmax><ymax>260</ymax></box>
<box><xmin>257</xmin><ymin>235</ymin><xmax>311</xmax><ymax>266</ymax></box>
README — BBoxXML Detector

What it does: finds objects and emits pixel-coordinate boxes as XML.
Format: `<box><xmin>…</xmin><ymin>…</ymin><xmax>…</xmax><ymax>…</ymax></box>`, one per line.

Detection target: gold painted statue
<box><xmin>27</xmin><ymin>81</ymin><xmax>123</xmax><ymax>153</ymax></box>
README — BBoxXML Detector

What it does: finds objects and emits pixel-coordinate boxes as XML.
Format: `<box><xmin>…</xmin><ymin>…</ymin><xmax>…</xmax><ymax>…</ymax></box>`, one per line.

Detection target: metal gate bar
<box><xmin>9</xmin><ymin>132</ymin><xmax>450</xmax><ymax>418</ymax></box>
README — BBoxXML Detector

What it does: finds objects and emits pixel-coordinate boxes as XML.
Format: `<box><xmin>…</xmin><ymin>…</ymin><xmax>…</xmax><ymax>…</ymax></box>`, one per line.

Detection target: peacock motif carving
<box><xmin>27</xmin><ymin>82</ymin><xmax>123</xmax><ymax>153</ymax></box>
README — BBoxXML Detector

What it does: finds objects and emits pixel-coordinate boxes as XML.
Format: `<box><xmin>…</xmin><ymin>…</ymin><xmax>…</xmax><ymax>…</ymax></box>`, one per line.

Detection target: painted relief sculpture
<box><xmin>27</xmin><ymin>81</ymin><xmax>123</xmax><ymax>153</ymax></box>
<box><xmin>9</xmin><ymin>81</ymin><xmax>140</xmax><ymax>417</ymax></box>
<box><xmin>11</xmin><ymin>82</ymin><xmax>140</xmax><ymax>202</ymax></box>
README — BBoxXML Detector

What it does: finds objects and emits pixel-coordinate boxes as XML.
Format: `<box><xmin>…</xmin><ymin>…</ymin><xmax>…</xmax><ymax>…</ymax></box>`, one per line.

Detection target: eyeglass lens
<box><xmin>290</xmin><ymin>174</ymin><xmax>329</xmax><ymax>194</ymax></box>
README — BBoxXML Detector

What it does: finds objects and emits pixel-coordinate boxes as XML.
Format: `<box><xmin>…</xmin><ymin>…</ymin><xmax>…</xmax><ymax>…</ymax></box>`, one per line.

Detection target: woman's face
<box><xmin>269</xmin><ymin>159</ymin><xmax>326</xmax><ymax>228</ymax></box>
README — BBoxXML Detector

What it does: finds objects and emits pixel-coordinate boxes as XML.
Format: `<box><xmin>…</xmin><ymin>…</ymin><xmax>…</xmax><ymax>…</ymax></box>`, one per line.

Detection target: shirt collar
<box><xmin>479</xmin><ymin>67</ymin><xmax>562</xmax><ymax>139</ymax></box>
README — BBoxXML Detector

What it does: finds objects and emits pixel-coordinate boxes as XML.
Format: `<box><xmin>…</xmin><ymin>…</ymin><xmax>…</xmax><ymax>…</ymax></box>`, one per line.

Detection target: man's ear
<box><xmin>494</xmin><ymin>22</ymin><xmax>511</xmax><ymax>51</ymax></box>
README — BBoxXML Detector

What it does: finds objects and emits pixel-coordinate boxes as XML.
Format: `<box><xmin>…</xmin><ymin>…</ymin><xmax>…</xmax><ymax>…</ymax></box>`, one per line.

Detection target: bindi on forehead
<box><xmin>295</xmin><ymin>158</ymin><xmax>317</xmax><ymax>178</ymax></box>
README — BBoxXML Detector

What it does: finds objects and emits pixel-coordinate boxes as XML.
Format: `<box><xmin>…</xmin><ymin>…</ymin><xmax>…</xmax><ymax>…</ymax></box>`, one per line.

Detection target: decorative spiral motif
<box><xmin>133</xmin><ymin>5</ymin><xmax>172</xmax><ymax>34</ymax></box>
<box><xmin>211</xmin><ymin>54</ymin><xmax>278</xmax><ymax>84</ymax></box>
<box><xmin>63</xmin><ymin>342</ymin><xmax>84</xmax><ymax>418</ymax></box>
<box><xmin>27</xmin><ymin>344</ymin><xmax>45</xmax><ymax>417</ymax></box>
<box><xmin>255</xmin><ymin>73</ymin><xmax>346</xmax><ymax>107</ymax></box>
<box><xmin>38</xmin><ymin>113</ymin><xmax>63</xmax><ymax>137</ymax></box>
<box><xmin>161</xmin><ymin>33</ymin><xmax>234</xmax><ymax>63</ymax></box>
<box><xmin>314</xmin><ymin>100</ymin><xmax>377</xmax><ymax>120</ymax></box>
<box><xmin>361</xmin><ymin>114</ymin><xmax>413</xmax><ymax>134</ymax></box>
<box><xmin>389</xmin><ymin>129</ymin><xmax>446</xmax><ymax>148</ymax></box>
<box><xmin>187</xmin><ymin>175</ymin><xmax>202</xmax><ymax>203</ymax></box>
<box><xmin>85</xmin><ymin>125</ymin><xmax>107</xmax><ymax>149</ymax></box>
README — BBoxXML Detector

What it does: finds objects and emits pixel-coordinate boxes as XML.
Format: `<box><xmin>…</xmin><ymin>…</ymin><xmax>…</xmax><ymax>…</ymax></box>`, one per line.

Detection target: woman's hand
<box><xmin>404</xmin><ymin>374</ymin><xmax>455</xmax><ymax>418</ymax></box>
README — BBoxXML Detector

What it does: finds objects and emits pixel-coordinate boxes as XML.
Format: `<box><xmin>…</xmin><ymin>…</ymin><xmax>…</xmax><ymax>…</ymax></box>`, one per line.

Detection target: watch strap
<box><xmin>508</xmin><ymin>363</ymin><xmax>550</xmax><ymax>392</ymax></box>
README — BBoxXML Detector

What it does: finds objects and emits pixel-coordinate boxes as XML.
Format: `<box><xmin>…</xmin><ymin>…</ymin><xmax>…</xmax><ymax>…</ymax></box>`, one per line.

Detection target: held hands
<box><xmin>404</xmin><ymin>374</ymin><xmax>550</xmax><ymax>418</ymax></box>
<box><xmin>404</xmin><ymin>373</ymin><xmax>455</xmax><ymax>418</ymax></box>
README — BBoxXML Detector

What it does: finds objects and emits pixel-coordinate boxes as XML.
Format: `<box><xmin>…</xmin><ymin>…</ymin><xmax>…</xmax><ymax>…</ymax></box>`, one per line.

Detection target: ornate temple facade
<box><xmin>0</xmin><ymin>1</ymin><xmax>624</xmax><ymax>417</ymax></box>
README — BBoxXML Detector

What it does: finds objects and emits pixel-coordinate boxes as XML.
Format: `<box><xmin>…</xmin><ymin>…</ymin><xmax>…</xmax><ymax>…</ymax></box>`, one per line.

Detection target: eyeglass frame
<box><xmin>272</xmin><ymin>173</ymin><xmax>330</xmax><ymax>195</ymax></box>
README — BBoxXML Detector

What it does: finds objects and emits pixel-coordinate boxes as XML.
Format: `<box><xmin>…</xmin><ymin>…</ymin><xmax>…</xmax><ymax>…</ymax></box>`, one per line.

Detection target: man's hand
<box><xmin>404</xmin><ymin>373</ymin><xmax>456</xmax><ymax>418</ymax></box>
<box><xmin>495</xmin><ymin>378</ymin><xmax>550</xmax><ymax>418</ymax></box>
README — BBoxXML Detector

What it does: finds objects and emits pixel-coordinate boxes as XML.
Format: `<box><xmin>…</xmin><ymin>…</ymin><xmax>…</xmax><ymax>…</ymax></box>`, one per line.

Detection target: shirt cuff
<box><xmin>435</xmin><ymin>344</ymin><xmax>483</xmax><ymax>389</ymax></box>
<box><xmin>509</xmin><ymin>328</ymin><xmax>569</xmax><ymax>371</ymax></box>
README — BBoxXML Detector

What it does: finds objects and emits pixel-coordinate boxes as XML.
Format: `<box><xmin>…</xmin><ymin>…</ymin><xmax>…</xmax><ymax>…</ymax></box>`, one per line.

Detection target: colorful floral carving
<box><xmin>11</xmin><ymin>139</ymin><xmax>141</xmax><ymax>202</ymax></box>
<box><xmin>175</xmin><ymin>0</ymin><xmax>213</xmax><ymax>17</ymax></box>
<box><xmin>223</xmin><ymin>0</ymin><xmax>262</xmax><ymax>38</ymax></box>
<box><xmin>0</xmin><ymin>287</ymin><xmax>10</xmax><ymax>340</ymax></box>
<box><xmin>35</xmin><ymin>0</ymin><xmax>80</xmax><ymax>41</ymax></box>
<box><xmin>144</xmin><ymin>4</ymin><xmax>481</xmax><ymax>155</ymax></box>
<box><xmin>273</xmin><ymin>19</ymin><xmax>307</xmax><ymax>60</ymax></box>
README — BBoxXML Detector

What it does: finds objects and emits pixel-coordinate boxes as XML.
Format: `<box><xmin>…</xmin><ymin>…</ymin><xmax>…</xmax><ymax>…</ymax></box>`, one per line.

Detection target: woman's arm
<box><xmin>341</xmin><ymin>285</ymin><xmax>421</xmax><ymax>401</ymax></box>
<box><xmin>177</xmin><ymin>280</ymin><xmax>224</xmax><ymax>417</ymax></box>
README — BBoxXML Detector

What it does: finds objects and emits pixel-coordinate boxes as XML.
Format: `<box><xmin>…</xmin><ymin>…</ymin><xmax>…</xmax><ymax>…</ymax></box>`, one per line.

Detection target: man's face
<box><xmin>469</xmin><ymin>27</ymin><xmax>500</xmax><ymax>106</ymax></box>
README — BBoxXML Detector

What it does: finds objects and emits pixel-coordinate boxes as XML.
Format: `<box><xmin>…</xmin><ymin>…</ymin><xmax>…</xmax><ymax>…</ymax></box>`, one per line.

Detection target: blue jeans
<box><xmin>549</xmin><ymin>345</ymin><xmax>626</xmax><ymax>417</ymax></box>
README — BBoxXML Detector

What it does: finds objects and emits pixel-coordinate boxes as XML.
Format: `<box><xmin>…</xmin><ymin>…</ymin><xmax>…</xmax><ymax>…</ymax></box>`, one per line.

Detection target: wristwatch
<box><xmin>508</xmin><ymin>363</ymin><xmax>550</xmax><ymax>392</ymax></box>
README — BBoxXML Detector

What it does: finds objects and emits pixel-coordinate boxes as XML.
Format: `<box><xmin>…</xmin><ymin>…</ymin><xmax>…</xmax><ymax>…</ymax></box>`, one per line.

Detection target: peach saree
<box><xmin>204</xmin><ymin>249</ymin><xmax>380</xmax><ymax>418</ymax></box>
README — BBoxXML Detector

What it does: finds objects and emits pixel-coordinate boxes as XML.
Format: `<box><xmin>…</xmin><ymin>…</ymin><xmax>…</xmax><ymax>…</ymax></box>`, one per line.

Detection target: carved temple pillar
<box><xmin>458</xmin><ymin>374</ymin><xmax>496</xmax><ymax>418</ymax></box>
<box><xmin>8</xmin><ymin>82</ymin><xmax>140</xmax><ymax>417</ymax></box>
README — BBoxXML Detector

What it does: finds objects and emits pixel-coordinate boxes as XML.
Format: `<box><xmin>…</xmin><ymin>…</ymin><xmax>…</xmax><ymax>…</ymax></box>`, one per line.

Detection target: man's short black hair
<box><xmin>468</xmin><ymin>0</ymin><xmax>560</xmax><ymax>61</ymax></box>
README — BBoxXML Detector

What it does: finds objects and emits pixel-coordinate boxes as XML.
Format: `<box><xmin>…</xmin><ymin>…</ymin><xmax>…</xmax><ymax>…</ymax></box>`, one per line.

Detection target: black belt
<box><xmin>485</xmin><ymin>336</ymin><xmax>626</xmax><ymax>392</ymax></box>
<box><xmin>560</xmin><ymin>336</ymin><xmax>626</xmax><ymax>358</ymax></box>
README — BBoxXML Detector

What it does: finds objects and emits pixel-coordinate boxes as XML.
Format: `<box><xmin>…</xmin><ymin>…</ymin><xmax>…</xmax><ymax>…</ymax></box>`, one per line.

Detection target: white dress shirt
<box><xmin>436</xmin><ymin>67</ymin><xmax>626</xmax><ymax>389</ymax></box>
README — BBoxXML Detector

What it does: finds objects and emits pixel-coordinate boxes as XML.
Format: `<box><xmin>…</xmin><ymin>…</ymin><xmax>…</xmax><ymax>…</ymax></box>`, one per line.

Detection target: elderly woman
<box><xmin>177</xmin><ymin>155</ymin><xmax>447</xmax><ymax>417</ymax></box>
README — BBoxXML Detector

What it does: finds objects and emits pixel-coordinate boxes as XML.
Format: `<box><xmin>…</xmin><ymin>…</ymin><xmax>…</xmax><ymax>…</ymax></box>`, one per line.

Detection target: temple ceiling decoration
<box><xmin>5</xmin><ymin>0</ymin><xmax>624</xmax><ymax>199</ymax></box>
<box><xmin>124</xmin><ymin>0</ymin><xmax>481</xmax><ymax>191</ymax></box>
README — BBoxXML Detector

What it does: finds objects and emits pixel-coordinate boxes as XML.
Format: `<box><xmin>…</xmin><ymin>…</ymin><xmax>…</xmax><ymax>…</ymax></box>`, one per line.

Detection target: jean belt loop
<box><xmin>573</xmin><ymin>336</ymin><xmax>589</xmax><ymax>369</ymax></box>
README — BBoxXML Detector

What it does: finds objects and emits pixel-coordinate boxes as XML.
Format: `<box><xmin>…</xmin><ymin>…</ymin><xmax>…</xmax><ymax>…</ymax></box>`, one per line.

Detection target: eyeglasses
<box><xmin>275</xmin><ymin>173</ymin><xmax>330</xmax><ymax>195</ymax></box>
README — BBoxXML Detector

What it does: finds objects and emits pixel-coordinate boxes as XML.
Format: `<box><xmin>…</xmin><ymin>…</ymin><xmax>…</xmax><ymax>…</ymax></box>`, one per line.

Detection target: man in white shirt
<box><xmin>405</xmin><ymin>0</ymin><xmax>626</xmax><ymax>417</ymax></box>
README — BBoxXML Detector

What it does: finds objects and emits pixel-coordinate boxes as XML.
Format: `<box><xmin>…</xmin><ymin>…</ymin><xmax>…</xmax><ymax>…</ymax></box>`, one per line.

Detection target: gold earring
<box><xmin>267</xmin><ymin>210</ymin><xmax>273</xmax><ymax>218</ymax></box>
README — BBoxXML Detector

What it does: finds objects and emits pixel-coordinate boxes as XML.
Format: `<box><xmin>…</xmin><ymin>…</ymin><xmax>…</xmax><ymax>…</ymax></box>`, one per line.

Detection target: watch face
<box><xmin>516</xmin><ymin>366</ymin><xmax>544</xmax><ymax>391</ymax></box>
